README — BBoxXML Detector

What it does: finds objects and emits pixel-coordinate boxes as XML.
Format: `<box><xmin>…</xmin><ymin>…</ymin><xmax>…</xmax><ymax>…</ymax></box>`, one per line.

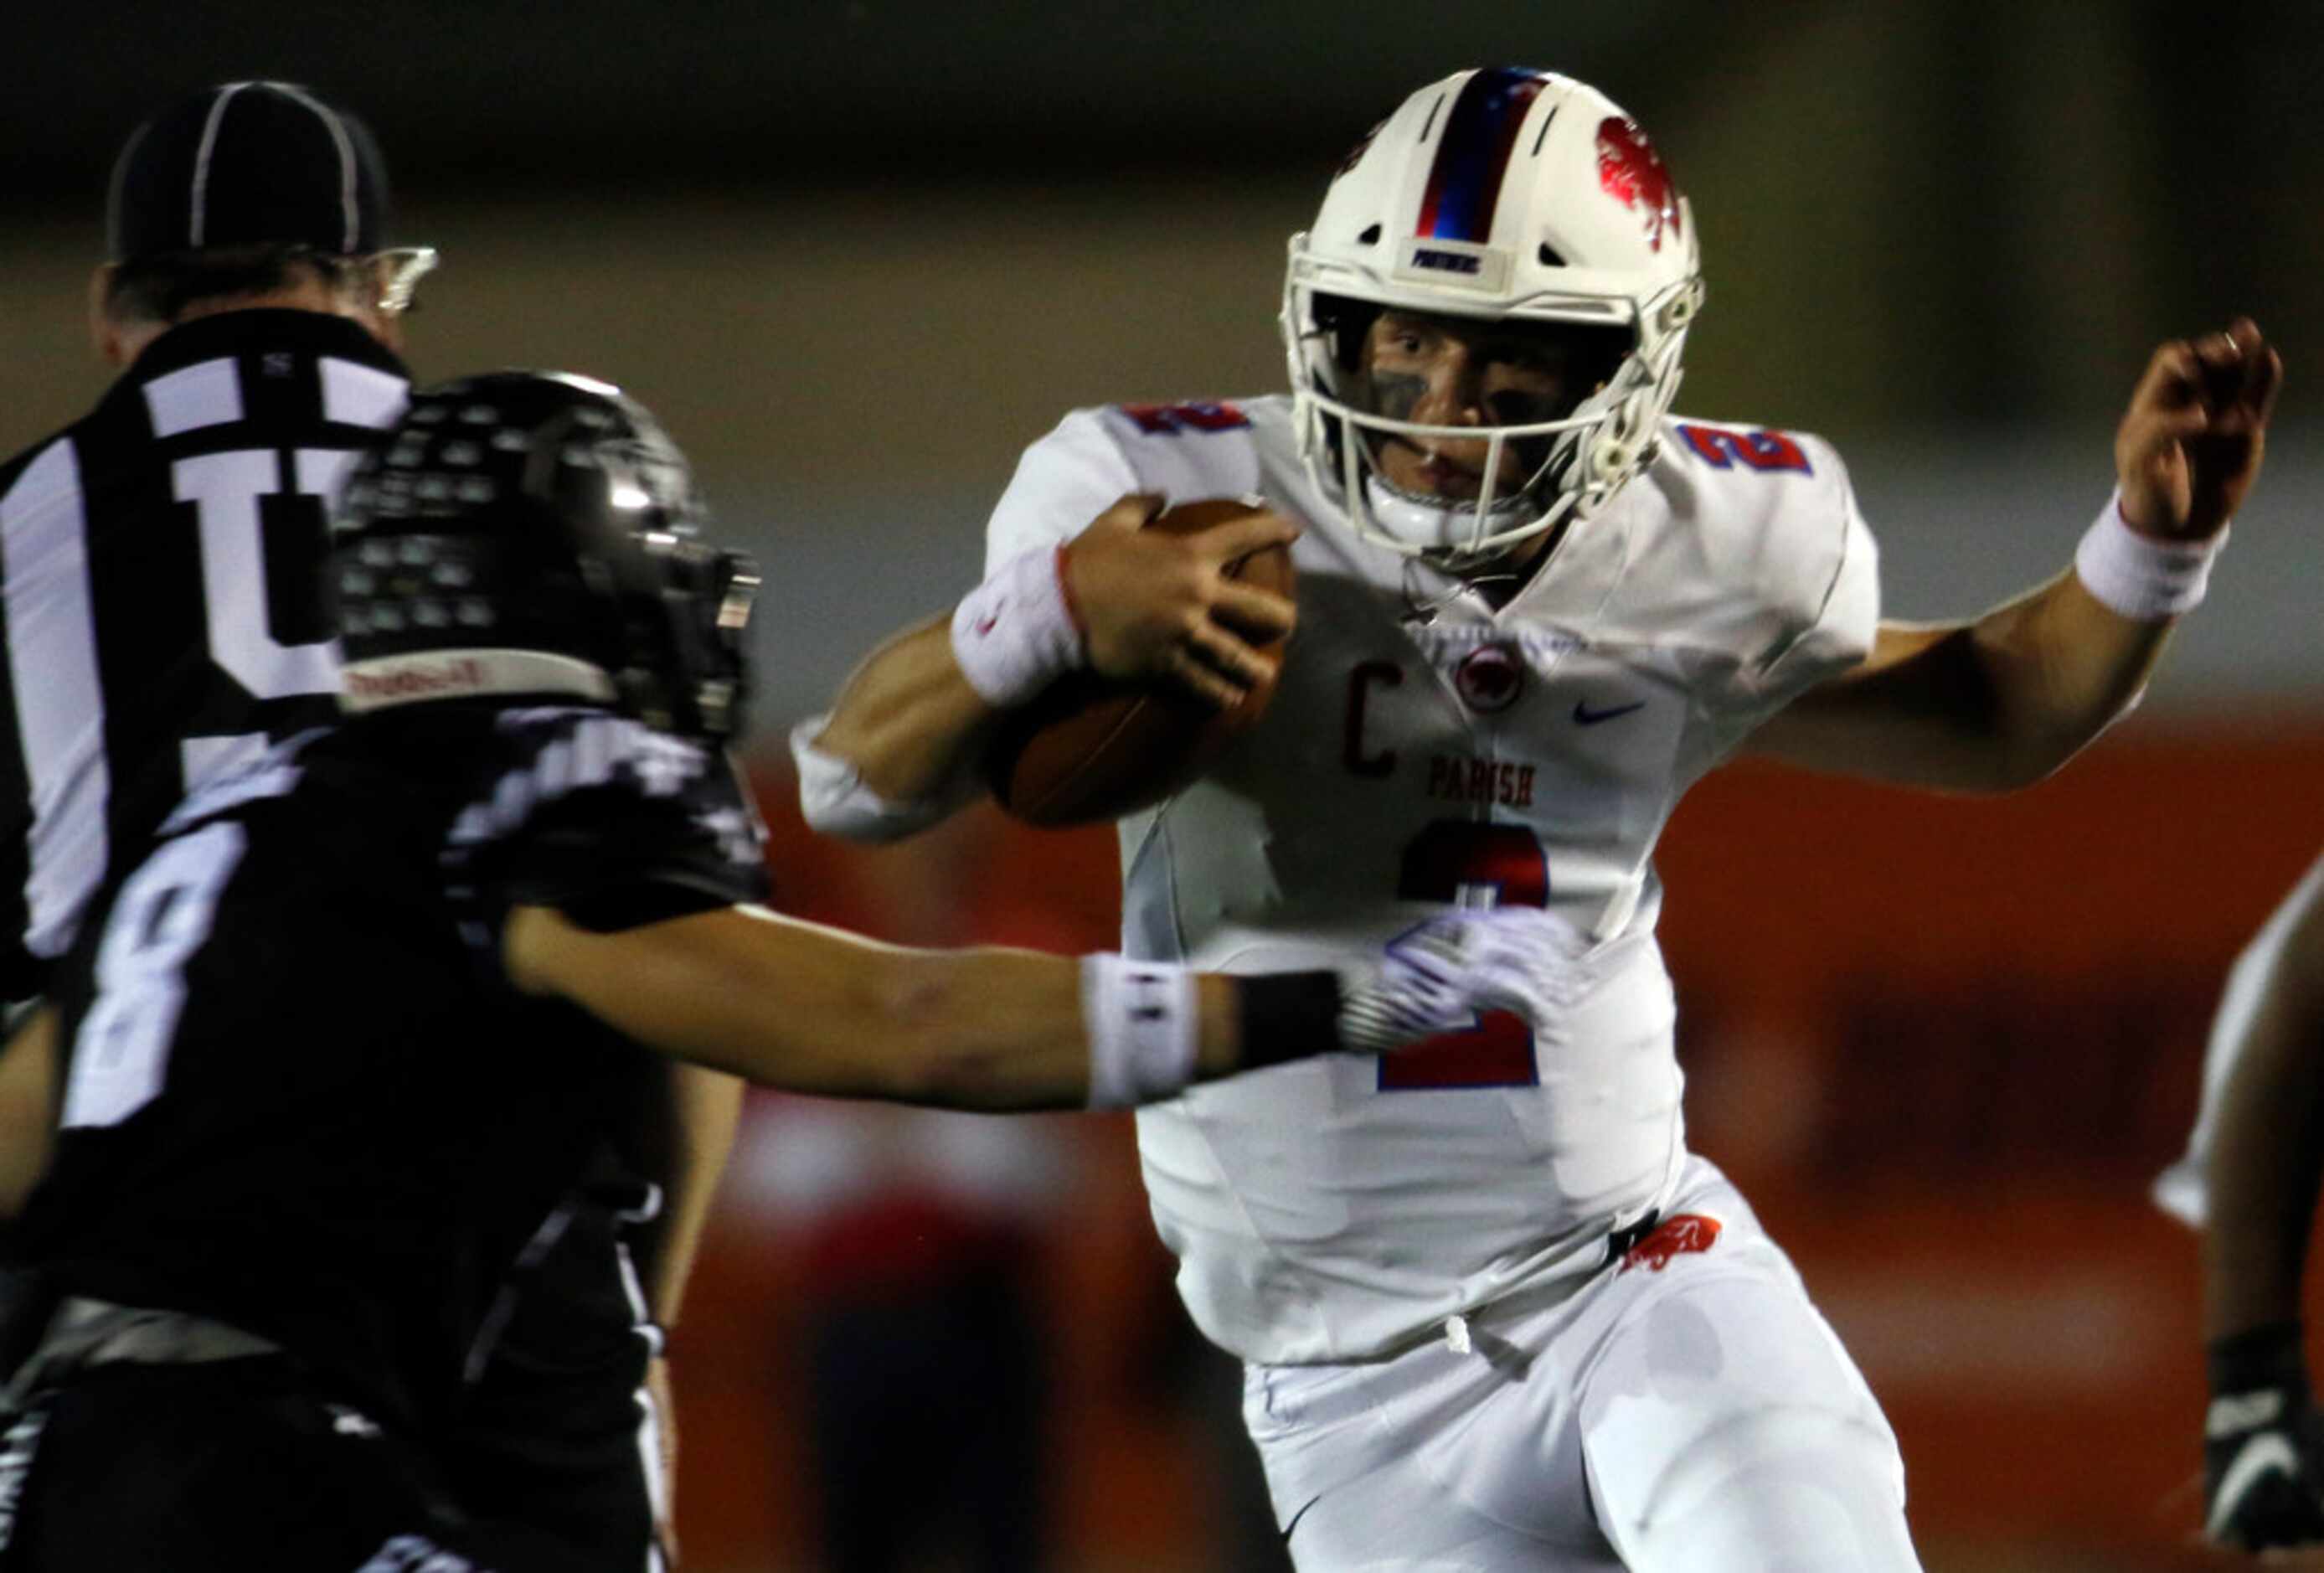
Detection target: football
<box><xmin>986</xmin><ymin>498</ymin><xmax>1295</xmax><ymax>827</ymax></box>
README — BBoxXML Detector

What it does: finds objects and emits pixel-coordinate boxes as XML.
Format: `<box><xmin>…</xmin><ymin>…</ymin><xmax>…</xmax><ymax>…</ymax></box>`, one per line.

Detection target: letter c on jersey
<box><xmin>1343</xmin><ymin>662</ymin><xmax>1402</xmax><ymax>778</ymax></box>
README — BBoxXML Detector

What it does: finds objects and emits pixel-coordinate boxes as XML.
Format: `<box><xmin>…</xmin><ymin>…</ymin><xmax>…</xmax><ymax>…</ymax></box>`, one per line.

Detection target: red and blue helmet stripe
<box><xmin>1414</xmin><ymin>68</ymin><xmax>1552</xmax><ymax>243</ymax></box>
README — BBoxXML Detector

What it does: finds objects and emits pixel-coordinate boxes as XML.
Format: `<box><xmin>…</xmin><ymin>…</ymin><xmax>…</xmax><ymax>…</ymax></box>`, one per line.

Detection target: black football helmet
<box><xmin>330</xmin><ymin>371</ymin><xmax>758</xmax><ymax>739</ymax></box>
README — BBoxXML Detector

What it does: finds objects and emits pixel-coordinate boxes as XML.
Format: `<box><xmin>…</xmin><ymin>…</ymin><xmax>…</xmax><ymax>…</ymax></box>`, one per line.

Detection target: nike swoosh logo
<box><xmin>2209</xmin><ymin>1432</ymin><xmax>2306</xmax><ymax>1537</ymax></box>
<box><xmin>1281</xmin><ymin>1494</ymin><xmax>1323</xmax><ymax>1544</ymax></box>
<box><xmin>1572</xmin><ymin>699</ymin><xmax>1646</xmax><ymax>725</ymax></box>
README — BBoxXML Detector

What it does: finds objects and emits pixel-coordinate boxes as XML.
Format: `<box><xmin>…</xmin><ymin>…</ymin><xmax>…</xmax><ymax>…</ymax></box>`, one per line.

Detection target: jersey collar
<box><xmin>117</xmin><ymin>307</ymin><xmax>409</xmax><ymax>391</ymax></box>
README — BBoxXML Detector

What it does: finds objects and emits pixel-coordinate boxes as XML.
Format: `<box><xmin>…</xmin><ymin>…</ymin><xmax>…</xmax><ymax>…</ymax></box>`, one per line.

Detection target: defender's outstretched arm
<box><xmin>503</xmin><ymin>897</ymin><xmax>1584</xmax><ymax>1113</ymax></box>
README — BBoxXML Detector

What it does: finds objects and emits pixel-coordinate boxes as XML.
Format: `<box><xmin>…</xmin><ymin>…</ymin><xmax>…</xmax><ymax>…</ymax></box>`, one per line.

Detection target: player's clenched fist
<box><xmin>1060</xmin><ymin>493</ymin><xmax>1299</xmax><ymax>709</ymax></box>
<box><xmin>2116</xmin><ymin>317</ymin><xmax>2283</xmax><ymax>540</ymax></box>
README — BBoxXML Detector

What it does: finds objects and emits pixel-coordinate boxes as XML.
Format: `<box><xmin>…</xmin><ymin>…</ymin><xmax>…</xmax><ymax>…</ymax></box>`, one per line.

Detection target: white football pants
<box><xmin>1240</xmin><ymin>1157</ymin><xmax>1922</xmax><ymax>1572</ymax></box>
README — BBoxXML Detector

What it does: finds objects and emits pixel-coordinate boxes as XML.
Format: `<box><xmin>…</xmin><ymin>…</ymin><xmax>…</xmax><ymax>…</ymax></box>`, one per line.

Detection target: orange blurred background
<box><xmin>3</xmin><ymin>11</ymin><xmax>2318</xmax><ymax>1568</ymax></box>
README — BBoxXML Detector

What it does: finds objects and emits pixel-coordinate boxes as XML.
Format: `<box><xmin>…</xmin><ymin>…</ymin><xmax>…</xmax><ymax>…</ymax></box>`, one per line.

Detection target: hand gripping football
<box><xmin>987</xmin><ymin>498</ymin><xmax>1294</xmax><ymax>827</ymax></box>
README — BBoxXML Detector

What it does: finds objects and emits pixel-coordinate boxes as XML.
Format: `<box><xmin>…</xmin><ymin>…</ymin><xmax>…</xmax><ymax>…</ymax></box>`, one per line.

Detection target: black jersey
<box><xmin>12</xmin><ymin>704</ymin><xmax>770</xmax><ymax>1436</ymax></box>
<box><xmin>0</xmin><ymin>310</ymin><xmax>409</xmax><ymax>1001</ymax></box>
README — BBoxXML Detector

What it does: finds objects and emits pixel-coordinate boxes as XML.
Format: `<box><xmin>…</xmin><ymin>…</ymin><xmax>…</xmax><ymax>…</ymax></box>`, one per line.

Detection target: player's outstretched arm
<box><xmin>1746</xmin><ymin>320</ymin><xmax>2282</xmax><ymax>792</ymax></box>
<box><xmin>502</xmin><ymin>900</ymin><xmax>1576</xmax><ymax>1113</ymax></box>
<box><xmin>2197</xmin><ymin>857</ymin><xmax>2324</xmax><ymax>1550</ymax></box>
<box><xmin>798</xmin><ymin>493</ymin><xmax>1296</xmax><ymax>840</ymax></box>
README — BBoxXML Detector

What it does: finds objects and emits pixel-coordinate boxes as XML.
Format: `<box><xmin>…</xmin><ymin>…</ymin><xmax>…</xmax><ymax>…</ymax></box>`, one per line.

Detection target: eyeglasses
<box><xmin>373</xmin><ymin>247</ymin><xmax>440</xmax><ymax>315</ymax></box>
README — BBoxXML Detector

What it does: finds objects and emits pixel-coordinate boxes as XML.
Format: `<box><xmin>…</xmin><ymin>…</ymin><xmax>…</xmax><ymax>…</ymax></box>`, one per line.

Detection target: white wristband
<box><xmin>950</xmin><ymin>546</ymin><xmax>1085</xmax><ymax>708</ymax></box>
<box><xmin>1081</xmin><ymin>954</ymin><xmax>1200</xmax><ymax>1110</ymax></box>
<box><xmin>2074</xmin><ymin>489</ymin><xmax>2227</xmax><ymax>621</ymax></box>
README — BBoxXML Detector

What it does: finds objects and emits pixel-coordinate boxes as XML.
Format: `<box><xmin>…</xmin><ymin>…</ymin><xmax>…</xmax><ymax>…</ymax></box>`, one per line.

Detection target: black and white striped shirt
<box><xmin>0</xmin><ymin>308</ymin><xmax>407</xmax><ymax>999</ymax></box>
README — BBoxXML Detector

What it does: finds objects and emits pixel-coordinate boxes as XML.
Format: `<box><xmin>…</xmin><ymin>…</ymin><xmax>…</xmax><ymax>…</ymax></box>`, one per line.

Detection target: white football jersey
<box><xmin>987</xmin><ymin>395</ymin><xmax>1878</xmax><ymax>1363</ymax></box>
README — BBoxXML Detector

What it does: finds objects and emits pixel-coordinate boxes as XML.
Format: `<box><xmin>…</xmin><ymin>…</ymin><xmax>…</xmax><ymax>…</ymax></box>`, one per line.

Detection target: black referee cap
<box><xmin>106</xmin><ymin>81</ymin><xmax>391</xmax><ymax>264</ymax></box>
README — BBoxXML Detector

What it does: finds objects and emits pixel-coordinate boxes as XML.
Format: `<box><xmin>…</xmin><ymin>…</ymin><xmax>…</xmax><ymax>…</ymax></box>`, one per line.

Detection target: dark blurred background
<box><xmin>4</xmin><ymin>4</ymin><xmax>2321</xmax><ymax>1569</ymax></box>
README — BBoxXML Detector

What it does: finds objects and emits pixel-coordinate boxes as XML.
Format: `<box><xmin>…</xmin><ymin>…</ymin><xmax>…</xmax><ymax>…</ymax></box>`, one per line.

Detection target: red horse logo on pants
<box><xmin>1619</xmin><ymin>1213</ymin><xmax>1722</xmax><ymax>1273</ymax></box>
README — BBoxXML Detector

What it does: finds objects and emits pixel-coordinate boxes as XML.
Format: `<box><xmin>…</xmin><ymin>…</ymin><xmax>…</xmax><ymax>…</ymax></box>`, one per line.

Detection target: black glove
<box><xmin>2205</xmin><ymin>1323</ymin><xmax>2324</xmax><ymax>1550</ymax></box>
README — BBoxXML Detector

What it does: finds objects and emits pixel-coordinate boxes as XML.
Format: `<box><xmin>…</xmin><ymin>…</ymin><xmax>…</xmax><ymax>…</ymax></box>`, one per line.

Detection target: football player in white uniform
<box><xmin>2155</xmin><ymin>852</ymin><xmax>2324</xmax><ymax>1554</ymax></box>
<box><xmin>793</xmin><ymin>67</ymin><xmax>2282</xmax><ymax>1571</ymax></box>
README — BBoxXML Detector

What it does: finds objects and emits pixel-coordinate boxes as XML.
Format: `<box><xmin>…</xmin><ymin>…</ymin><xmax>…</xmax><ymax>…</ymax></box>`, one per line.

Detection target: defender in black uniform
<box><xmin>0</xmin><ymin>372</ymin><xmax>1566</xmax><ymax>1569</ymax></box>
<box><xmin>0</xmin><ymin>85</ymin><xmax>683</xmax><ymax>1570</ymax></box>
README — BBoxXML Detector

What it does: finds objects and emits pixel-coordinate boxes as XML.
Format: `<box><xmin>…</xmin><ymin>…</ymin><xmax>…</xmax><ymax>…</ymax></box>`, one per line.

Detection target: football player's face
<box><xmin>1357</xmin><ymin>312</ymin><xmax>1594</xmax><ymax>500</ymax></box>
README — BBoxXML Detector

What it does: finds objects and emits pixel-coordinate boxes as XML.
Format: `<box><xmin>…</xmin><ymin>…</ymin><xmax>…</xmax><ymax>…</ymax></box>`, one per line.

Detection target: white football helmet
<box><xmin>1281</xmin><ymin>68</ymin><xmax>1705</xmax><ymax>561</ymax></box>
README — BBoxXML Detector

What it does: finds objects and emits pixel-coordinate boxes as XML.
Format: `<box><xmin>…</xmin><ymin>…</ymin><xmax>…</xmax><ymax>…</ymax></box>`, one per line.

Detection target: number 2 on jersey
<box><xmin>1378</xmin><ymin>821</ymin><xmax>1545</xmax><ymax>1091</ymax></box>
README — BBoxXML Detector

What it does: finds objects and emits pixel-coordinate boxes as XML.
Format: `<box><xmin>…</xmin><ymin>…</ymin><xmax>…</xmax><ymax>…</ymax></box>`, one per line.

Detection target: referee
<box><xmin>0</xmin><ymin>80</ymin><xmax>428</xmax><ymax>1004</ymax></box>
<box><xmin>0</xmin><ymin>84</ymin><xmax>706</xmax><ymax>1570</ymax></box>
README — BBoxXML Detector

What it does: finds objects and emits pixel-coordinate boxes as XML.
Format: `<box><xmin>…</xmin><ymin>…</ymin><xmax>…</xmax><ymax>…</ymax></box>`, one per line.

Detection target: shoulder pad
<box><xmin>1094</xmin><ymin>400</ymin><xmax>1265</xmax><ymax>503</ymax></box>
<box><xmin>1105</xmin><ymin>400</ymin><xmax>1254</xmax><ymax>438</ymax></box>
<box><xmin>1613</xmin><ymin>417</ymin><xmax>1874</xmax><ymax>673</ymax></box>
